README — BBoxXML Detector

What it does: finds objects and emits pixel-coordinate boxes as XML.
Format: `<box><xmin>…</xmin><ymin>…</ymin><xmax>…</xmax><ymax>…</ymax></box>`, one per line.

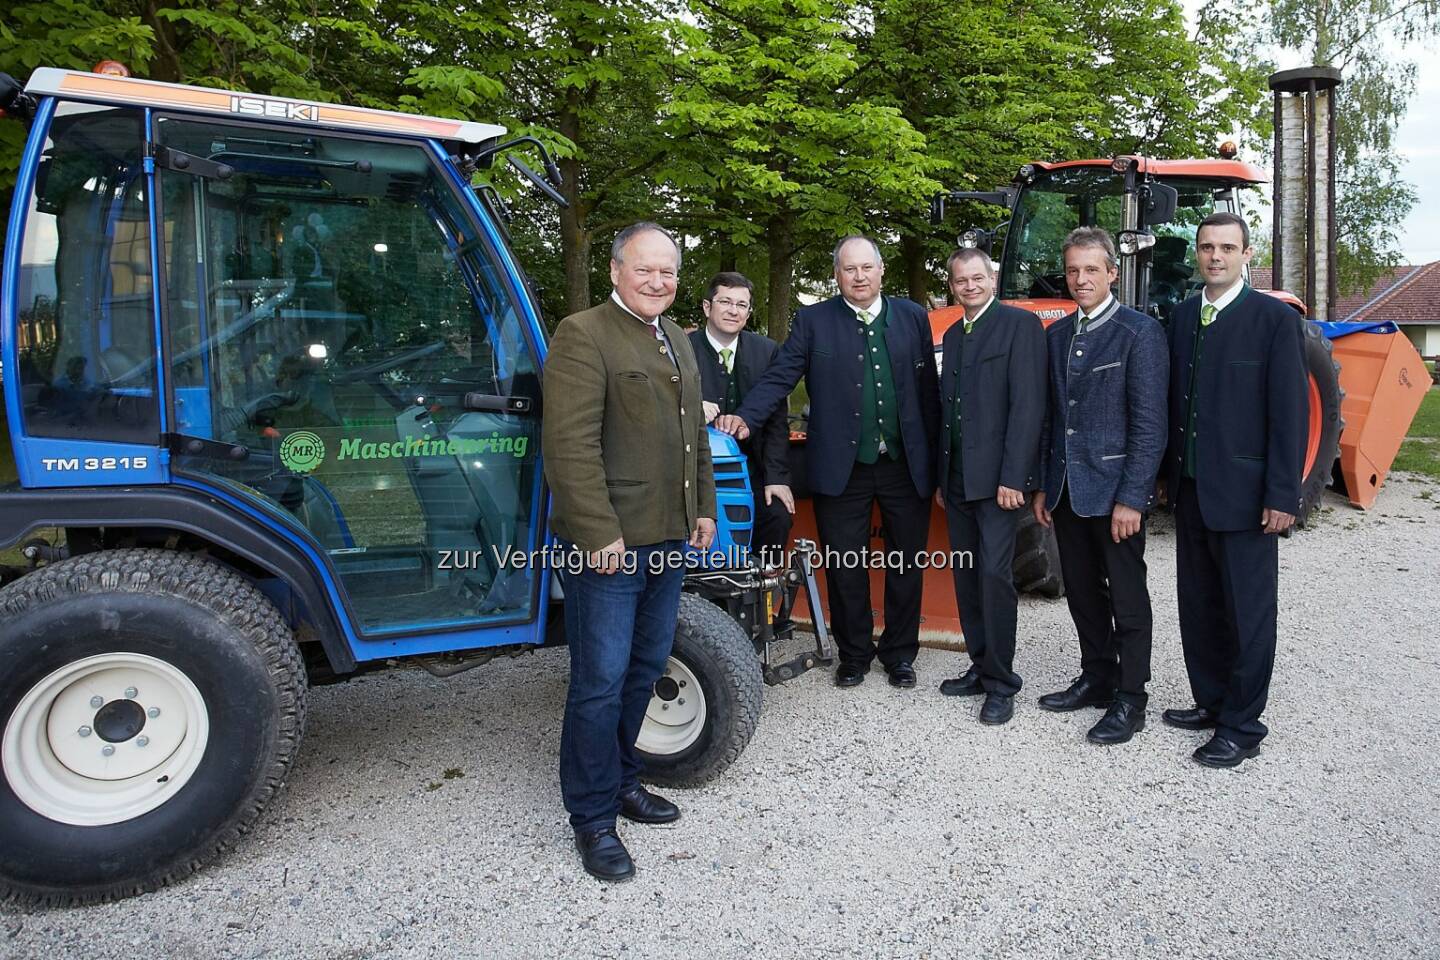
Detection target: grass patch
<box><xmin>1391</xmin><ymin>388</ymin><xmax>1440</xmax><ymax>481</ymax></box>
<box><xmin>1392</xmin><ymin>438</ymin><xmax>1440</xmax><ymax>480</ymax></box>
<box><xmin>1405</xmin><ymin>386</ymin><xmax>1440</xmax><ymax>439</ymax></box>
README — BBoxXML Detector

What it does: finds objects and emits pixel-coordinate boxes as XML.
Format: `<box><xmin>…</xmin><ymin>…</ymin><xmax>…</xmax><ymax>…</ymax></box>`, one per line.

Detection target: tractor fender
<box><xmin>0</xmin><ymin>485</ymin><xmax>355</xmax><ymax>675</ymax></box>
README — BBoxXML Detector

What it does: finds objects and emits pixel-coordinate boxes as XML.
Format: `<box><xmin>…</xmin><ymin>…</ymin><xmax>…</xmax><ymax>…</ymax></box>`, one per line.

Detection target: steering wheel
<box><xmin>242</xmin><ymin>390</ymin><xmax>301</xmax><ymax>426</ymax></box>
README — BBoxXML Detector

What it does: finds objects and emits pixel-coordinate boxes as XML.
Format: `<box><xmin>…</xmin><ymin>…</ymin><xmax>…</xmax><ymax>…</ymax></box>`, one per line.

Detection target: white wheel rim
<box><xmin>639</xmin><ymin>655</ymin><xmax>707</xmax><ymax>756</ymax></box>
<box><xmin>3</xmin><ymin>652</ymin><xmax>210</xmax><ymax>826</ymax></box>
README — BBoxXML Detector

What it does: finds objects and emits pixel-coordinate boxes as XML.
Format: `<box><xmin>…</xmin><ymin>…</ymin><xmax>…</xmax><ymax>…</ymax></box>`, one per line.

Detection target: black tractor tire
<box><xmin>0</xmin><ymin>549</ymin><xmax>306</xmax><ymax>906</ymax></box>
<box><xmin>1013</xmin><ymin>505</ymin><xmax>1064</xmax><ymax>598</ymax></box>
<box><xmin>1298</xmin><ymin>319</ymin><xmax>1345</xmax><ymax>527</ymax></box>
<box><xmin>639</xmin><ymin>592</ymin><xmax>762</xmax><ymax>788</ymax></box>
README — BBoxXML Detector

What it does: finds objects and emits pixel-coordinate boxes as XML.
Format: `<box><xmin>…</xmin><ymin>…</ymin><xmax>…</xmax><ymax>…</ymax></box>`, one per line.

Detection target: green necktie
<box><xmin>1076</xmin><ymin>313</ymin><xmax>1088</xmax><ymax>335</ymax></box>
<box><xmin>719</xmin><ymin>346</ymin><xmax>733</xmax><ymax>373</ymax></box>
<box><xmin>1201</xmin><ymin>303</ymin><xmax>1218</xmax><ymax>327</ymax></box>
<box><xmin>856</xmin><ymin>308</ymin><xmax>872</xmax><ymax>325</ymax></box>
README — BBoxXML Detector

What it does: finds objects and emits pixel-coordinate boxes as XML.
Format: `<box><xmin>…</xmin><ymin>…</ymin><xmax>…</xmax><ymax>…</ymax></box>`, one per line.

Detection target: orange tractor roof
<box><xmin>1032</xmin><ymin>157</ymin><xmax>1268</xmax><ymax>184</ymax></box>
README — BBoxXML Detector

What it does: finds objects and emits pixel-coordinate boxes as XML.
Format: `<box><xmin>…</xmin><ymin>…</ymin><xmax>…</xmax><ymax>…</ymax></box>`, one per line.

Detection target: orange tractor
<box><xmin>788</xmin><ymin>155</ymin><xmax>1429</xmax><ymax>641</ymax></box>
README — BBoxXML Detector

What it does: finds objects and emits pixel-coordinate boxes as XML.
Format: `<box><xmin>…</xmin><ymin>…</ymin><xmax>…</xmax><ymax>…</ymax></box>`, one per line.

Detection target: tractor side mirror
<box><xmin>1140</xmin><ymin>182</ymin><xmax>1179</xmax><ymax>226</ymax></box>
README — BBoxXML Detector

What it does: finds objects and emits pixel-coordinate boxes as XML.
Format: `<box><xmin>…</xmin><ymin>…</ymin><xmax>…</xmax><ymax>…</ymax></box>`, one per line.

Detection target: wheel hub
<box><xmin>94</xmin><ymin>699</ymin><xmax>146</xmax><ymax>743</ymax></box>
<box><xmin>638</xmin><ymin>656</ymin><xmax>707</xmax><ymax>756</ymax></box>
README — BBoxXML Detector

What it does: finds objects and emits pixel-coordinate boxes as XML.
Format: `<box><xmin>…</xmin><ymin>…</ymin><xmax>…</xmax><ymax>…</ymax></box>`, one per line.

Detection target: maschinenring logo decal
<box><xmin>279</xmin><ymin>431</ymin><xmax>326</xmax><ymax>473</ymax></box>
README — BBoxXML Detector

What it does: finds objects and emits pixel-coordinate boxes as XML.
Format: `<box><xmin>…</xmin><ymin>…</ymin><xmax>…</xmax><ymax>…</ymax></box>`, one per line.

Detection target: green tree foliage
<box><xmin>1269</xmin><ymin>0</ymin><xmax>1438</xmax><ymax>293</ymax></box>
<box><xmin>663</xmin><ymin>0</ymin><xmax>943</xmax><ymax>338</ymax></box>
<box><xmin>2</xmin><ymin>0</ymin><xmax>1275</xmax><ymax>326</ymax></box>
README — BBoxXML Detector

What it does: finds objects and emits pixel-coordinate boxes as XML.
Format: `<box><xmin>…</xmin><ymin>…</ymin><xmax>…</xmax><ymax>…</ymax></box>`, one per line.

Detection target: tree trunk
<box><xmin>141</xmin><ymin>0</ymin><xmax>185</xmax><ymax>84</ymax></box>
<box><xmin>557</xmin><ymin>87</ymin><xmax>591</xmax><ymax>316</ymax></box>
<box><xmin>765</xmin><ymin>211</ymin><xmax>795</xmax><ymax>342</ymax></box>
<box><xmin>900</xmin><ymin>232</ymin><xmax>933</xmax><ymax>307</ymax></box>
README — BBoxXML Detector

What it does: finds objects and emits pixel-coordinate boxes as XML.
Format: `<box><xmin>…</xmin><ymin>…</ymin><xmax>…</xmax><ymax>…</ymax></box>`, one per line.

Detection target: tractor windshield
<box><xmin>1002</xmin><ymin>167</ymin><xmax>1231</xmax><ymax>325</ymax></box>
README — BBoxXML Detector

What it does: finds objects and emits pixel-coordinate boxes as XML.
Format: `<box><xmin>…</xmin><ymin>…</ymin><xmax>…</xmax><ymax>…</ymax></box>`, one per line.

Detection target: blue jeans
<box><xmin>559</xmin><ymin>539</ymin><xmax>687</xmax><ymax>831</ymax></box>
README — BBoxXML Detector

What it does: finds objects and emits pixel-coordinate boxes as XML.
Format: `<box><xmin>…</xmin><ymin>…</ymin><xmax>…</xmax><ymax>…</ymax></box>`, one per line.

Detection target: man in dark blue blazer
<box><xmin>1033</xmin><ymin>228</ymin><xmax>1168</xmax><ymax>745</ymax></box>
<box><xmin>1160</xmin><ymin>211</ymin><xmax>1306</xmax><ymax>768</ymax></box>
<box><xmin>935</xmin><ymin>248</ymin><xmax>1046</xmax><ymax>725</ymax></box>
<box><xmin>715</xmin><ymin>236</ymin><xmax>940</xmax><ymax>688</ymax></box>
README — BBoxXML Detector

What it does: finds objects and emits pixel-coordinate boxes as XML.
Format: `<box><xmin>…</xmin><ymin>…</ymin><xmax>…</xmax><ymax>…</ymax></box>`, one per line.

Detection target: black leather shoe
<box><xmin>1162</xmin><ymin>706</ymin><xmax>1218</xmax><ymax>730</ymax></box>
<box><xmin>939</xmin><ymin>666</ymin><xmax>984</xmax><ymax>697</ymax></box>
<box><xmin>979</xmin><ymin>693</ymin><xmax>1014</xmax><ymax>725</ymax></box>
<box><xmin>574</xmin><ymin>827</ymin><xmax>635</xmax><ymax>882</ymax></box>
<box><xmin>619</xmin><ymin>787</ymin><xmax>680</xmax><ymax>824</ymax></box>
<box><xmin>1192</xmin><ymin>735</ymin><xmax>1260</xmax><ymax>768</ymax></box>
<box><xmin>1087</xmin><ymin>701</ymin><xmax>1145</xmax><ymax>745</ymax></box>
<box><xmin>835</xmin><ymin>662</ymin><xmax>868</xmax><ymax>687</ymax></box>
<box><xmin>886</xmin><ymin>660</ymin><xmax>917</xmax><ymax>688</ymax></box>
<box><xmin>1038</xmin><ymin>675</ymin><xmax>1114</xmax><ymax>712</ymax></box>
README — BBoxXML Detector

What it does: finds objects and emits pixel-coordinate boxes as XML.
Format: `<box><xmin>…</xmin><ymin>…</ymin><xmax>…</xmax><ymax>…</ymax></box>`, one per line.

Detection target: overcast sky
<box><xmin>1394</xmin><ymin>53</ymin><xmax>1440</xmax><ymax>264</ymax></box>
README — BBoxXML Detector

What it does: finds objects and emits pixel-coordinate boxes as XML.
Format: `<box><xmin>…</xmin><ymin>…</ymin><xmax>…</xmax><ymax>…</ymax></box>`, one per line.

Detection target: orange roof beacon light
<box><xmin>1219</xmin><ymin>140</ymin><xmax>1239</xmax><ymax>159</ymax></box>
<box><xmin>93</xmin><ymin>61</ymin><xmax>131</xmax><ymax>77</ymax></box>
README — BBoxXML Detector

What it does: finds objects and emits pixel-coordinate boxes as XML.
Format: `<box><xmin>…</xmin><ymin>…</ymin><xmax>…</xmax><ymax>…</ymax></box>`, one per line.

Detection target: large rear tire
<box><xmin>0</xmin><ymin>549</ymin><xmax>306</xmax><ymax>906</ymax></box>
<box><xmin>1298</xmin><ymin>319</ymin><xmax>1345</xmax><ymax>526</ymax></box>
<box><xmin>638</xmin><ymin>593</ymin><xmax>762</xmax><ymax>788</ymax></box>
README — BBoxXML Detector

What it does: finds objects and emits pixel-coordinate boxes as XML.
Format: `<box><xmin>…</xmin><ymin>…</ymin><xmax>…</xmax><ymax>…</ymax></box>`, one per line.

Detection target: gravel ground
<box><xmin>4</xmin><ymin>480</ymin><xmax>1439</xmax><ymax>960</ymax></box>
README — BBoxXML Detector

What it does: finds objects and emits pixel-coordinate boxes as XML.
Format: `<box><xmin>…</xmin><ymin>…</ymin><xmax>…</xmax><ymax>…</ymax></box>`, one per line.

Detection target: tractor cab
<box><xmin>933</xmin><ymin>157</ymin><xmax>1268</xmax><ymax>330</ymax></box>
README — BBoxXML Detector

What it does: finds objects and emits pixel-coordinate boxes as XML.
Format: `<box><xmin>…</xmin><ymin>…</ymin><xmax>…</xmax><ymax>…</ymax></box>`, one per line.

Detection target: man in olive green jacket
<box><xmin>542</xmin><ymin>222</ymin><xmax>716</xmax><ymax>883</ymax></box>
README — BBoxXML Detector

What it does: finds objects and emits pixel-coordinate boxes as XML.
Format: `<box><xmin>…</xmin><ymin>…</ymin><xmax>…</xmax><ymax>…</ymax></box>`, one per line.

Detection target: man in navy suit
<box><xmin>1033</xmin><ymin>227</ymin><xmax>1167</xmax><ymax>745</ymax></box>
<box><xmin>689</xmin><ymin>271</ymin><xmax>794</xmax><ymax>565</ymax></box>
<box><xmin>715</xmin><ymin>236</ymin><xmax>940</xmax><ymax>689</ymax></box>
<box><xmin>1160</xmin><ymin>211</ymin><xmax>1306</xmax><ymax>768</ymax></box>
<box><xmin>934</xmin><ymin>248</ymin><xmax>1046</xmax><ymax>725</ymax></box>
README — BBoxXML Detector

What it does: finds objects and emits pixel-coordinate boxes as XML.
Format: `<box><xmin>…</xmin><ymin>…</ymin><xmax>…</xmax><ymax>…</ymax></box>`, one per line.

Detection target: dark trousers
<box><xmin>812</xmin><ymin>456</ymin><xmax>928</xmax><ymax>670</ymax></box>
<box><xmin>944</xmin><ymin>475</ymin><xmax>1023</xmax><ymax>695</ymax></box>
<box><xmin>1051</xmin><ymin>486</ymin><xmax>1153</xmax><ymax>706</ymax></box>
<box><xmin>559</xmin><ymin>539</ymin><xmax>686</xmax><ymax>831</ymax></box>
<box><xmin>1174</xmin><ymin>481</ymin><xmax>1278</xmax><ymax>748</ymax></box>
<box><xmin>748</xmin><ymin>458</ymin><xmax>794</xmax><ymax>565</ymax></box>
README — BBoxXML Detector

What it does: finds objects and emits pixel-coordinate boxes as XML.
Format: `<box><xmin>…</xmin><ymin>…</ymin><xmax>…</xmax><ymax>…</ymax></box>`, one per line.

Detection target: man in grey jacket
<box><xmin>1033</xmin><ymin>227</ymin><xmax>1168</xmax><ymax>744</ymax></box>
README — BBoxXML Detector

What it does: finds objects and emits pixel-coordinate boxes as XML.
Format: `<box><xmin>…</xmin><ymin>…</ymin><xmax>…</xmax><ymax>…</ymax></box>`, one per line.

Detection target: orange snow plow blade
<box><xmin>1330</xmin><ymin>331</ymin><xmax>1429</xmax><ymax>508</ymax></box>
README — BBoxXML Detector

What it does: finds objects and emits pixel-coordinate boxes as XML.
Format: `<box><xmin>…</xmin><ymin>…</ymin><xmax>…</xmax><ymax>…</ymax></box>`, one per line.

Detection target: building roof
<box><xmin>1249</xmin><ymin>264</ymin><xmax>1434</xmax><ymax>323</ymax></box>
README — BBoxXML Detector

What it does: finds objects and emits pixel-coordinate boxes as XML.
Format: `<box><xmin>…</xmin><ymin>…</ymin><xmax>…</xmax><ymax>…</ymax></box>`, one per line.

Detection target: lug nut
<box><xmin>101</xmin><ymin>745</ymin><xmax>115</xmax><ymax>757</ymax></box>
<box><xmin>148</xmin><ymin>707</ymin><xmax>161</xmax><ymax>719</ymax></box>
<box><xmin>661</xmin><ymin>704</ymin><xmax>669</xmax><ymax>711</ymax></box>
<box><xmin>136</xmin><ymin>736</ymin><xmax>149</xmax><ymax>748</ymax></box>
<box><xmin>679</xmin><ymin>680</ymin><xmax>687</xmax><ymax>688</ymax></box>
<box><xmin>678</xmin><ymin>699</ymin><xmax>686</xmax><ymax>705</ymax></box>
<box><xmin>78</xmin><ymin>726</ymin><xmax>92</xmax><ymax>738</ymax></box>
<box><xmin>90</xmin><ymin>696</ymin><xmax>104</xmax><ymax>709</ymax></box>
<box><xmin>124</xmin><ymin>687</ymin><xmax>138</xmax><ymax>699</ymax></box>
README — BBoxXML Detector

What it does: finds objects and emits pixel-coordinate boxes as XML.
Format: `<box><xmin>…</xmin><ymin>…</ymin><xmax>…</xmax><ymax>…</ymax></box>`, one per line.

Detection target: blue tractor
<box><xmin>0</xmin><ymin>69</ymin><xmax>832</xmax><ymax>905</ymax></box>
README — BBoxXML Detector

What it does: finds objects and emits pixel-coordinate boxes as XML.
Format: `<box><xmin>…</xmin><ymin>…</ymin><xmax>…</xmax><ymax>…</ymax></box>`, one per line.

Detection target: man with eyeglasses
<box><xmin>688</xmin><ymin>272</ymin><xmax>794</xmax><ymax>566</ymax></box>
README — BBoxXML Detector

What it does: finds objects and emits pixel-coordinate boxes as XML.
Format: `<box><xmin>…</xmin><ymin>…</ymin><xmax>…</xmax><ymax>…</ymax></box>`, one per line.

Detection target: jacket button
<box><xmin>1068</xmin><ymin>399</ymin><xmax>1077</xmax><ymax>407</ymax></box>
<box><xmin>685</xmin><ymin>480</ymin><xmax>690</xmax><ymax>488</ymax></box>
<box><xmin>686</xmin><ymin>444</ymin><xmax>692</xmax><ymax>453</ymax></box>
<box><xmin>1066</xmin><ymin>428</ymin><xmax>1075</xmax><ymax>435</ymax></box>
<box><xmin>680</xmin><ymin>407</ymin><xmax>686</xmax><ymax>416</ymax></box>
<box><xmin>851</xmin><ymin>440</ymin><xmax>857</xmax><ymax>446</ymax></box>
<box><xmin>1075</xmin><ymin>350</ymin><xmax>1083</xmax><ymax>357</ymax></box>
<box><xmin>671</xmin><ymin>375</ymin><xmax>680</xmax><ymax>383</ymax></box>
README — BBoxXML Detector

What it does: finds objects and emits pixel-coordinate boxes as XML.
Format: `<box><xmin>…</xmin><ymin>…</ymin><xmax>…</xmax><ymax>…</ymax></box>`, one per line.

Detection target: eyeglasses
<box><xmin>709</xmin><ymin>297</ymin><xmax>751</xmax><ymax>313</ymax></box>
